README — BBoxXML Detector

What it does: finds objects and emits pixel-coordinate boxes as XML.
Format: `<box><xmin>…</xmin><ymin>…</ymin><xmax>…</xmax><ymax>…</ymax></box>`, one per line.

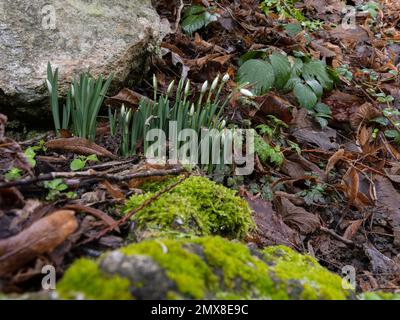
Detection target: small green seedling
<box><xmin>4</xmin><ymin>167</ymin><xmax>22</xmax><ymax>181</ymax></box>
<box><xmin>23</xmin><ymin>140</ymin><xmax>47</xmax><ymax>168</ymax></box>
<box><xmin>70</xmin><ymin>154</ymin><xmax>99</xmax><ymax>171</ymax></box>
<box><xmin>44</xmin><ymin>178</ymin><xmax>70</xmax><ymax>201</ymax></box>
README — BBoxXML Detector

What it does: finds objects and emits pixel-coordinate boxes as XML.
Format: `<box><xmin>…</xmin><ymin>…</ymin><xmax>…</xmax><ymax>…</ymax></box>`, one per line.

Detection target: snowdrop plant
<box><xmin>46</xmin><ymin>63</ymin><xmax>113</xmax><ymax>140</ymax></box>
<box><xmin>115</xmin><ymin>74</ymin><xmax>232</xmax><ymax>158</ymax></box>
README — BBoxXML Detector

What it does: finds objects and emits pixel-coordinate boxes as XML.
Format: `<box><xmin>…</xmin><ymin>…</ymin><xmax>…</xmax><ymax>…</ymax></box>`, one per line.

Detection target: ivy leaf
<box><xmin>294</xmin><ymin>82</ymin><xmax>318</xmax><ymax>109</ymax></box>
<box><xmin>237</xmin><ymin>59</ymin><xmax>275</xmax><ymax>95</ymax></box>
<box><xmin>269</xmin><ymin>53</ymin><xmax>291</xmax><ymax>89</ymax></box>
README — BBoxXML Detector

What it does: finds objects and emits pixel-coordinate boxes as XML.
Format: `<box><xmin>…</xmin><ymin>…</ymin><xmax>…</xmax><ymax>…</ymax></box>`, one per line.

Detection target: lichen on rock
<box><xmin>123</xmin><ymin>176</ymin><xmax>254</xmax><ymax>241</ymax></box>
<box><xmin>57</xmin><ymin>236</ymin><xmax>351</xmax><ymax>300</ymax></box>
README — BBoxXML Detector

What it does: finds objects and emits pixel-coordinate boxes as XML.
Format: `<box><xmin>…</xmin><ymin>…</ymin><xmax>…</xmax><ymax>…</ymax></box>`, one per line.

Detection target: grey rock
<box><xmin>100</xmin><ymin>253</ymin><xmax>174</xmax><ymax>300</ymax></box>
<box><xmin>0</xmin><ymin>0</ymin><xmax>169</xmax><ymax>120</ymax></box>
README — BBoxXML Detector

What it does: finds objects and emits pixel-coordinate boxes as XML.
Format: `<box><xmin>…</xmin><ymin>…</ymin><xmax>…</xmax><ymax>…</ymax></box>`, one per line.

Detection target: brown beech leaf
<box><xmin>46</xmin><ymin>137</ymin><xmax>116</xmax><ymax>159</ymax></box>
<box><xmin>276</xmin><ymin>197</ymin><xmax>321</xmax><ymax>235</ymax></box>
<box><xmin>100</xmin><ymin>180</ymin><xmax>125</xmax><ymax>201</ymax></box>
<box><xmin>325</xmin><ymin>149</ymin><xmax>345</xmax><ymax>174</ymax></box>
<box><xmin>343</xmin><ymin>219</ymin><xmax>363</xmax><ymax>240</ymax></box>
<box><xmin>374</xmin><ymin>175</ymin><xmax>400</xmax><ymax>245</ymax></box>
<box><xmin>342</xmin><ymin>167</ymin><xmax>360</xmax><ymax>207</ymax></box>
<box><xmin>0</xmin><ymin>210</ymin><xmax>78</xmax><ymax>277</ymax></box>
<box><xmin>106</xmin><ymin>88</ymin><xmax>152</xmax><ymax>109</ymax></box>
<box><xmin>290</xmin><ymin>109</ymin><xmax>338</xmax><ymax>151</ymax></box>
<box><xmin>246</xmin><ymin>197</ymin><xmax>300</xmax><ymax>248</ymax></box>
<box><xmin>251</xmin><ymin>92</ymin><xmax>293</xmax><ymax>125</ymax></box>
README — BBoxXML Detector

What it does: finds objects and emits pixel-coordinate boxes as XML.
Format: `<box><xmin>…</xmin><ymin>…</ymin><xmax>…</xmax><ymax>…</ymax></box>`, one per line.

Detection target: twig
<box><xmin>78</xmin><ymin>173</ymin><xmax>190</xmax><ymax>245</ymax></box>
<box><xmin>174</xmin><ymin>0</ymin><xmax>184</xmax><ymax>32</ymax></box>
<box><xmin>0</xmin><ymin>167</ymin><xmax>186</xmax><ymax>189</ymax></box>
<box><xmin>320</xmin><ymin>226</ymin><xmax>355</xmax><ymax>246</ymax></box>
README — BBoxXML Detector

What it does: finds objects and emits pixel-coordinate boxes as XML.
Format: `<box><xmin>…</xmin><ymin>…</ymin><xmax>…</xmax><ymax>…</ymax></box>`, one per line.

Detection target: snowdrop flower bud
<box><xmin>184</xmin><ymin>80</ymin><xmax>190</xmax><ymax>96</ymax></box>
<box><xmin>152</xmin><ymin>74</ymin><xmax>157</xmax><ymax>89</ymax></box>
<box><xmin>167</xmin><ymin>80</ymin><xmax>175</xmax><ymax>96</ymax></box>
<box><xmin>125</xmin><ymin>110</ymin><xmax>132</xmax><ymax>124</ymax></box>
<box><xmin>222</xmin><ymin>73</ymin><xmax>230</xmax><ymax>82</ymax></box>
<box><xmin>211</xmin><ymin>75</ymin><xmax>220</xmax><ymax>91</ymax></box>
<box><xmin>240</xmin><ymin>88</ymin><xmax>254</xmax><ymax>97</ymax></box>
<box><xmin>189</xmin><ymin>103</ymin><xmax>195</xmax><ymax>116</ymax></box>
<box><xmin>46</xmin><ymin>80</ymin><xmax>52</xmax><ymax>93</ymax></box>
<box><xmin>220</xmin><ymin>120</ymin><xmax>226</xmax><ymax>129</ymax></box>
<box><xmin>201</xmin><ymin>80</ymin><xmax>209</xmax><ymax>94</ymax></box>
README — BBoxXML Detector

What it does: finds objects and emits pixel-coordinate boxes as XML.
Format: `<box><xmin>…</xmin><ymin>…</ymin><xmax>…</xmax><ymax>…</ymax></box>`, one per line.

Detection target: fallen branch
<box><xmin>0</xmin><ymin>167</ymin><xmax>186</xmax><ymax>189</ymax></box>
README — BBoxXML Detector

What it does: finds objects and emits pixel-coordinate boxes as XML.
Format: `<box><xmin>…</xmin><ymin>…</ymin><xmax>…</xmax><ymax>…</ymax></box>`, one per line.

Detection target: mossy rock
<box><xmin>57</xmin><ymin>236</ymin><xmax>352</xmax><ymax>300</ymax></box>
<box><xmin>123</xmin><ymin>176</ymin><xmax>254</xmax><ymax>240</ymax></box>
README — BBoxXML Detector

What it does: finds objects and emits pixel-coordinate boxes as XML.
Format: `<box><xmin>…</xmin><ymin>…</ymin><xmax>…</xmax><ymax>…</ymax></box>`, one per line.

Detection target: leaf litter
<box><xmin>1</xmin><ymin>0</ymin><xmax>400</xmax><ymax>295</ymax></box>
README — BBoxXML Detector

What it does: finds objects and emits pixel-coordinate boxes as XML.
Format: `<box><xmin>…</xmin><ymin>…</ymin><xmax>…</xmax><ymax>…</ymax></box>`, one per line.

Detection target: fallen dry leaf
<box><xmin>46</xmin><ymin>137</ymin><xmax>116</xmax><ymax>159</ymax></box>
<box><xmin>343</xmin><ymin>219</ymin><xmax>363</xmax><ymax>240</ymax></box>
<box><xmin>246</xmin><ymin>197</ymin><xmax>300</xmax><ymax>248</ymax></box>
<box><xmin>325</xmin><ymin>149</ymin><xmax>345</xmax><ymax>175</ymax></box>
<box><xmin>0</xmin><ymin>210</ymin><xmax>78</xmax><ymax>277</ymax></box>
<box><xmin>276</xmin><ymin>197</ymin><xmax>321</xmax><ymax>235</ymax></box>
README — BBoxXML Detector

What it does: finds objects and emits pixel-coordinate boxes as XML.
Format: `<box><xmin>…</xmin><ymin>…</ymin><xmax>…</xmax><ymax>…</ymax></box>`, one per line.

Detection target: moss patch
<box><xmin>359</xmin><ymin>292</ymin><xmax>400</xmax><ymax>300</ymax></box>
<box><xmin>262</xmin><ymin>246</ymin><xmax>348</xmax><ymax>300</ymax></box>
<box><xmin>58</xmin><ymin>237</ymin><xmax>351</xmax><ymax>300</ymax></box>
<box><xmin>123</xmin><ymin>176</ymin><xmax>254</xmax><ymax>240</ymax></box>
<box><xmin>57</xmin><ymin>259</ymin><xmax>132</xmax><ymax>300</ymax></box>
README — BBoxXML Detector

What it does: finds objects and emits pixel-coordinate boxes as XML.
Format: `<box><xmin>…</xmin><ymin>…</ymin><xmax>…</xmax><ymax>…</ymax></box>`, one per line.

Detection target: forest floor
<box><xmin>1</xmin><ymin>0</ymin><xmax>400</xmax><ymax>296</ymax></box>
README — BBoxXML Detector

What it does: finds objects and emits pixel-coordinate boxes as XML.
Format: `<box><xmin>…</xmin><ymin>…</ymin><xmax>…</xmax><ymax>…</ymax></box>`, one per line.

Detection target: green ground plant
<box><xmin>237</xmin><ymin>51</ymin><xmax>334</xmax><ymax>127</ymax></box>
<box><xmin>46</xmin><ymin>63</ymin><xmax>113</xmax><ymax>140</ymax></box>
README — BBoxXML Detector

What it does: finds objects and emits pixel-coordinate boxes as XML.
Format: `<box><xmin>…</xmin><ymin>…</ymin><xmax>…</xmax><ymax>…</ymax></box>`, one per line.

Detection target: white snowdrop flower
<box><xmin>167</xmin><ymin>80</ymin><xmax>175</xmax><ymax>95</ymax></box>
<box><xmin>211</xmin><ymin>75</ymin><xmax>220</xmax><ymax>91</ymax></box>
<box><xmin>201</xmin><ymin>80</ymin><xmax>209</xmax><ymax>93</ymax></box>
<box><xmin>222</xmin><ymin>73</ymin><xmax>230</xmax><ymax>82</ymax></box>
<box><xmin>220</xmin><ymin>120</ymin><xmax>226</xmax><ymax>128</ymax></box>
<box><xmin>189</xmin><ymin>103</ymin><xmax>195</xmax><ymax>116</ymax></box>
<box><xmin>240</xmin><ymin>88</ymin><xmax>254</xmax><ymax>97</ymax></box>
<box><xmin>152</xmin><ymin>74</ymin><xmax>157</xmax><ymax>89</ymax></box>
<box><xmin>184</xmin><ymin>80</ymin><xmax>191</xmax><ymax>96</ymax></box>
<box><xmin>70</xmin><ymin>85</ymin><xmax>75</xmax><ymax>97</ymax></box>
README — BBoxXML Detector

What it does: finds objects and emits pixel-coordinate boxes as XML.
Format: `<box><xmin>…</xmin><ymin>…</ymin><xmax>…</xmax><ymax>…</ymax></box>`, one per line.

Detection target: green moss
<box><xmin>359</xmin><ymin>292</ymin><xmax>400</xmax><ymax>300</ymax></box>
<box><xmin>193</xmin><ymin>237</ymin><xmax>281</xmax><ymax>299</ymax></box>
<box><xmin>123</xmin><ymin>176</ymin><xmax>254</xmax><ymax>239</ymax></box>
<box><xmin>57</xmin><ymin>259</ymin><xmax>132</xmax><ymax>300</ymax></box>
<box><xmin>58</xmin><ymin>237</ymin><xmax>351</xmax><ymax>300</ymax></box>
<box><xmin>120</xmin><ymin>238</ymin><xmax>217</xmax><ymax>299</ymax></box>
<box><xmin>262</xmin><ymin>246</ymin><xmax>348</xmax><ymax>300</ymax></box>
